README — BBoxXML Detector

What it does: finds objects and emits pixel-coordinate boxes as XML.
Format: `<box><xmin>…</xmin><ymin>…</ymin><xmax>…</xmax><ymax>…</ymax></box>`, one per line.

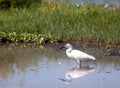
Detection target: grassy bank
<box><xmin>0</xmin><ymin>2</ymin><xmax>120</xmax><ymax>50</ymax></box>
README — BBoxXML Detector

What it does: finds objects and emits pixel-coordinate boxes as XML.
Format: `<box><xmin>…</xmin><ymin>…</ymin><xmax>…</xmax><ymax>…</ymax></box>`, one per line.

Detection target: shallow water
<box><xmin>0</xmin><ymin>43</ymin><xmax>120</xmax><ymax>88</ymax></box>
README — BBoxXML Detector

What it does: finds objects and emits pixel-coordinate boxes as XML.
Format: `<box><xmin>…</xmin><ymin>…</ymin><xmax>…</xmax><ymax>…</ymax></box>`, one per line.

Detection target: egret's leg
<box><xmin>79</xmin><ymin>61</ymin><xmax>81</xmax><ymax>66</ymax></box>
<box><xmin>77</xmin><ymin>60</ymin><xmax>81</xmax><ymax>66</ymax></box>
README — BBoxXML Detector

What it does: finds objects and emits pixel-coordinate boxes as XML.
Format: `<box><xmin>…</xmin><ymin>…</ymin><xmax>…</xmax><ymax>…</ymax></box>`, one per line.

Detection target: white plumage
<box><xmin>66</xmin><ymin>66</ymin><xmax>95</xmax><ymax>79</ymax></box>
<box><xmin>64</xmin><ymin>43</ymin><xmax>95</xmax><ymax>65</ymax></box>
<box><xmin>59</xmin><ymin>66</ymin><xmax>95</xmax><ymax>84</ymax></box>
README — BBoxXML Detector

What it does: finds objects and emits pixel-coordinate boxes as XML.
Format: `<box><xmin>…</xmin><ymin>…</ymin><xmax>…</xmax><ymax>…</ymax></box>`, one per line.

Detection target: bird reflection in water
<box><xmin>59</xmin><ymin>65</ymin><xmax>95</xmax><ymax>84</ymax></box>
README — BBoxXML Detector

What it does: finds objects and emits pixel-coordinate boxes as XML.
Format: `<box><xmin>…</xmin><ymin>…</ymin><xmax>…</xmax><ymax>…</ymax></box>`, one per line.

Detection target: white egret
<box><xmin>63</xmin><ymin>43</ymin><xmax>95</xmax><ymax>65</ymax></box>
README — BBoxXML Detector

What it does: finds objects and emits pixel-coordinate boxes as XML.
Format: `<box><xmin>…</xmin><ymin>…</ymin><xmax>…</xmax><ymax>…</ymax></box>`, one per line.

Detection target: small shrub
<box><xmin>0</xmin><ymin>0</ymin><xmax>42</xmax><ymax>9</ymax></box>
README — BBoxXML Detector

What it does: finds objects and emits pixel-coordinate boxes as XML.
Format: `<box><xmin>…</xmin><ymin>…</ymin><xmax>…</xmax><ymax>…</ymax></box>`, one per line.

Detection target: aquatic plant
<box><xmin>0</xmin><ymin>32</ymin><xmax>50</xmax><ymax>44</ymax></box>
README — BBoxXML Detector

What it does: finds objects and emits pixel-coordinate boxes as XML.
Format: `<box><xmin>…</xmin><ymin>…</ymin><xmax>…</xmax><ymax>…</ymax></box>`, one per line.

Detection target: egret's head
<box><xmin>64</xmin><ymin>43</ymin><xmax>72</xmax><ymax>49</ymax></box>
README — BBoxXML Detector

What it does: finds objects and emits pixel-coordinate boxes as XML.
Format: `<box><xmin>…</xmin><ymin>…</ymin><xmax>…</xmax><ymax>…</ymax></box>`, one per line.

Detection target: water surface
<box><xmin>0</xmin><ymin>43</ymin><xmax>120</xmax><ymax>88</ymax></box>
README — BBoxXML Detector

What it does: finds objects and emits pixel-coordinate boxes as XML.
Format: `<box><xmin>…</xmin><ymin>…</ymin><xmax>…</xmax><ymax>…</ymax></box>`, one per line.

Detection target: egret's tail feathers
<box><xmin>89</xmin><ymin>56</ymin><xmax>96</xmax><ymax>60</ymax></box>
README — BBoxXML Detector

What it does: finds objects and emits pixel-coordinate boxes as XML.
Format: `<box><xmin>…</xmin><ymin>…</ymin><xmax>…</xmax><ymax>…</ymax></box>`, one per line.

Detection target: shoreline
<box><xmin>0</xmin><ymin>40</ymin><xmax>119</xmax><ymax>56</ymax></box>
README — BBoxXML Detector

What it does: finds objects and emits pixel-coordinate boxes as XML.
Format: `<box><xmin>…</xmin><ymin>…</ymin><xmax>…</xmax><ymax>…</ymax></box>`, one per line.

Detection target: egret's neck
<box><xmin>66</xmin><ymin>47</ymin><xmax>73</xmax><ymax>59</ymax></box>
<box><xmin>66</xmin><ymin>48</ymin><xmax>72</xmax><ymax>53</ymax></box>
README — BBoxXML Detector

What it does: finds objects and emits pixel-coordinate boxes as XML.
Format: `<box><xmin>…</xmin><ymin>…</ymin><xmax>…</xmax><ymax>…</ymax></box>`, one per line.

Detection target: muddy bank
<box><xmin>0</xmin><ymin>40</ymin><xmax>120</xmax><ymax>56</ymax></box>
<box><xmin>44</xmin><ymin>41</ymin><xmax>120</xmax><ymax>56</ymax></box>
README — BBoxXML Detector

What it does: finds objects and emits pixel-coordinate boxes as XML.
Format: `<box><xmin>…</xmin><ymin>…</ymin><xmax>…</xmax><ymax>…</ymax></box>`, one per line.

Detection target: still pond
<box><xmin>0</xmin><ymin>43</ymin><xmax>120</xmax><ymax>88</ymax></box>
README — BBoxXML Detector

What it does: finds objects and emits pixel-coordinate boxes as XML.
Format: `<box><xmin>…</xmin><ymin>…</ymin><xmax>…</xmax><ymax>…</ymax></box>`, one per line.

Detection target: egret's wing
<box><xmin>71</xmin><ymin>50</ymin><xmax>89</xmax><ymax>58</ymax></box>
<box><xmin>71</xmin><ymin>49</ymin><xmax>95</xmax><ymax>60</ymax></box>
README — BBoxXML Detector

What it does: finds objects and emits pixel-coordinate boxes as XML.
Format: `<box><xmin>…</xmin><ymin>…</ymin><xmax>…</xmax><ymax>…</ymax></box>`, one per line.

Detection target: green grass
<box><xmin>0</xmin><ymin>2</ymin><xmax>120</xmax><ymax>48</ymax></box>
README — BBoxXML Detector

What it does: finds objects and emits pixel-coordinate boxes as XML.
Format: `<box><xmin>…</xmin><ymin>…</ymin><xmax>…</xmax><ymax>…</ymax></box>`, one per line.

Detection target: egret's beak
<box><xmin>59</xmin><ymin>46</ymin><xmax>65</xmax><ymax>49</ymax></box>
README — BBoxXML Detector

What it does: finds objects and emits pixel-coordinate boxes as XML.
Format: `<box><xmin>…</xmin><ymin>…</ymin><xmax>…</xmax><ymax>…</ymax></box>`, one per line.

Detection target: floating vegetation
<box><xmin>0</xmin><ymin>32</ymin><xmax>50</xmax><ymax>44</ymax></box>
